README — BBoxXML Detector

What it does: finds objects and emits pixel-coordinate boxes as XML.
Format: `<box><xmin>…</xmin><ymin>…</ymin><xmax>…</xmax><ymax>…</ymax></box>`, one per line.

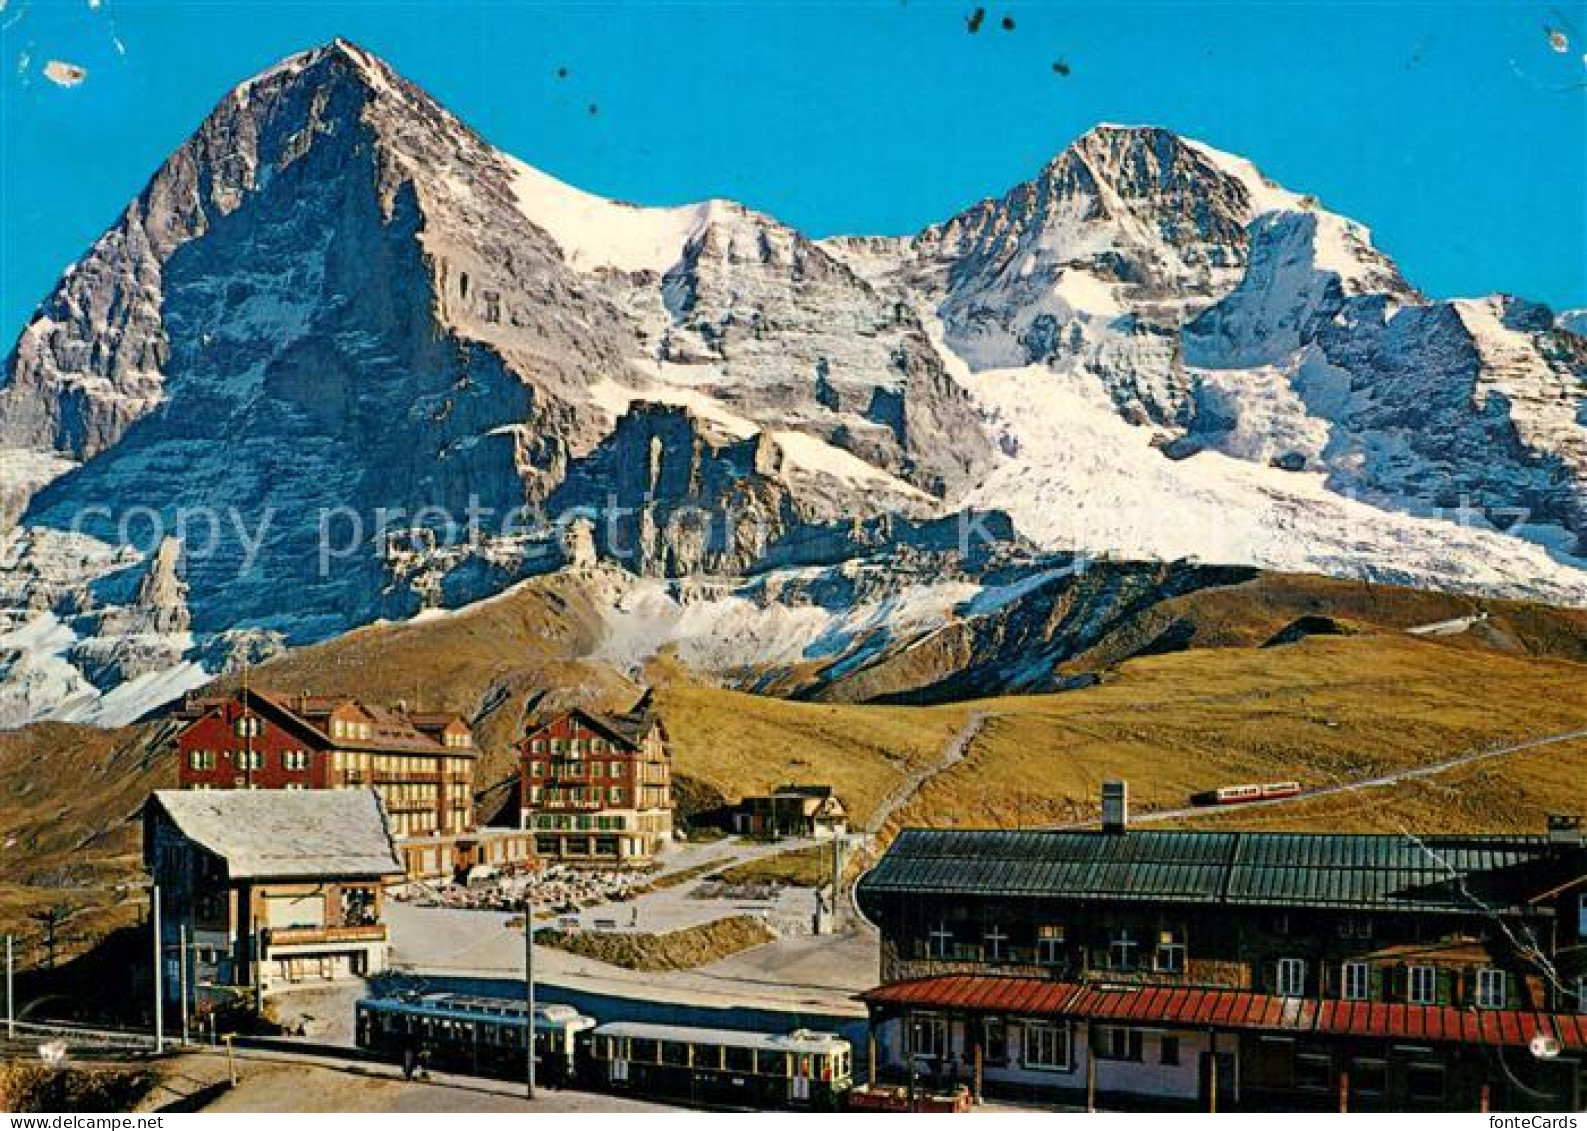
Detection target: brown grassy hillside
<box><xmin>0</xmin><ymin>723</ymin><xmax>171</xmax><ymax>965</ymax></box>
<box><xmin>1066</xmin><ymin>571</ymin><xmax>1587</xmax><ymax>669</ymax></box>
<box><xmin>903</xmin><ymin>633</ymin><xmax>1587</xmax><ymax>834</ymax></box>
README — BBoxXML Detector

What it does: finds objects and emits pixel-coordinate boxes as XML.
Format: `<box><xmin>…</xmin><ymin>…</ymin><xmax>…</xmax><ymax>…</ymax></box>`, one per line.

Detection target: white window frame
<box><xmin>1277</xmin><ymin>957</ymin><xmax>1306</xmax><ymax>998</ymax></box>
<box><xmin>983</xmin><ymin>924</ymin><xmax>1008</xmax><ymax>961</ymax></box>
<box><xmin>1342</xmin><ymin>961</ymin><xmax>1370</xmax><ymax>1002</ymax></box>
<box><xmin>1096</xmin><ymin>1026</ymin><xmax>1144</xmax><ymax>1062</ymax></box>
<box><xmin>1475</xmin><ymin>968</ymin><xmax>1506</xmax><ymax>1010</ymax></box>
<box><xmin>1155</xmin><ymin>928</ymin><xmax>1187</xmax><ymax>974</ymax></box>
<box><xmin>1020</xmin><ymin>1021</ymin><xmax>1070</xmax><ymax>1071</ymax></box>
<box><xmin>927</xmin><ymin>922</ymin><xmax>954</xmax><ymax>959</ymax></box>
<box><xmin>1109</xmin><ymin>929</ymin><xmax>1138</xmax><ymax>971</ymax></box>
<box><xmin>908</xmin><ymin>1014</ymin><xmax>949</xmax><ymax>1060</ymax></box>
<box><xmin>1406</xmin><ymin>965</ymin><xmax>1436</xmax><ymax>1005</ymax></box>
<box><xmin>1036</xmin><ymin>925</ymin><xmax>1065</xmax><ymax>965</ymax></box>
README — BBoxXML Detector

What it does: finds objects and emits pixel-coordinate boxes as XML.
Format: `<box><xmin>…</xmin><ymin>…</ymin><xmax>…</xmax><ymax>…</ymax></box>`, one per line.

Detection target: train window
<box><xmin>697</xmin><ymin>1044</ymin><xmax>724</xmax><ymax>1070</ymax></box>
<box><xmin>725</xmin><ymin>1045</ymin><xmax>755</xmax><ymax>1073</ymax></box>
<box><xmin>755</xmin><ymin>1049</ymin><xmax>788</xmax><ymax>1076</ymax></box>
<box><xmin>661</xmin><ymin>1041</ymin><xmax>690</xmax><ymax>1067</ymax></box>
<box><xmin>631</xmin><ymin>1038</ymin><xmax>659</xmax><ymax>1063</ymax></box>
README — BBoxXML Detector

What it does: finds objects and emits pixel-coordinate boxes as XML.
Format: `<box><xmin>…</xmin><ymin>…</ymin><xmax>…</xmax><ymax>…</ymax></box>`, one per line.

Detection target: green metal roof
<box><xmin>857</xmin><ymin>829</ymin><xmax>1574</xmax><ymax>915</ymax></box>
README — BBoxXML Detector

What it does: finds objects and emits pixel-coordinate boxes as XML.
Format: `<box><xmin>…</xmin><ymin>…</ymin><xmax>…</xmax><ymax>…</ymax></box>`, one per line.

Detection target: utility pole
<box><xmin>179</xmin><ymin>923</ymin><xmax>190</xmax><ymax>1045</ymax></box>
<box><xmin>524</xmin><ymin>891</ymin><xmax>536</xmax><ymax>1100</ymax></box>
<box><xmin>251</xmin><ymin>911</ymin><xmax>262</xmax><ymax>1018</ymax></box>
<box><xmin>152</xmin><ymin>884</ymin><xmax>164</xmax><ymax>1054</ymax></box>
<box><xmin>5</xmin><ymin>934</ymin><xmax>13</xmax><ymax>1039</ymax></box>
<box><xmin>830</xmin><ymin>834</ymin><xmax>843</xmax><ymax>933</ymax></box>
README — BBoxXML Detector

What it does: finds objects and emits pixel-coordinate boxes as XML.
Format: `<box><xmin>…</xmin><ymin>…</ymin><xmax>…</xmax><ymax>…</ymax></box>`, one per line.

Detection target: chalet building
<box><xmin>519</xmin><ymin>698</ymin><xmax>672</xmax><ymax>864</ymax></box>
<box><xmin>854</xmin><ymin>789</ymin><xmax>1587</xmax><ymax>1113</ymax></box>
<box><xmin>734</xmin><ymin>785</ymin><xmax>849</xmax><ymax>839</ymax></box>
<box><xmin>174</xmin><ymin>689</ymin><xmax>478</xmax><ymax>841</ymax></box>
<box><xmin>144</xmin><ymin>789</ymin><xmax>403</xmax><ymax>1000</ymax></box>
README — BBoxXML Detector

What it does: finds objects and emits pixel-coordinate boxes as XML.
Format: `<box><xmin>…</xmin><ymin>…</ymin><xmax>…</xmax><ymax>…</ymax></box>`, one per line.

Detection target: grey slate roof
<box><xmin>149</xmin><ymin>789</ymin><xmax>403</xmax><ymax>879</ymax></box>
<box><xmin>858</xmin><ymin>828</ymin><xmax>1575</xmax><ymax>915</ymax></box>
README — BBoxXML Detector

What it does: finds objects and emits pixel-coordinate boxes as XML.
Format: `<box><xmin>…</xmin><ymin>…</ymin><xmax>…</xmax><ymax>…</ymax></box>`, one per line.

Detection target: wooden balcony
<box><xmin>266</xmin><ymin>923</ymin><xmax>387</xmax><ymax>947</ymax></box>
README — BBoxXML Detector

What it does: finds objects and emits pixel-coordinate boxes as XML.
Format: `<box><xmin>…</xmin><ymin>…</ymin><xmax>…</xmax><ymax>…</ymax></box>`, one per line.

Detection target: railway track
<box><xmin>1048</xmin><ymin>725</ymin><xmax>1587</xmax><ymax>829</ymax></box>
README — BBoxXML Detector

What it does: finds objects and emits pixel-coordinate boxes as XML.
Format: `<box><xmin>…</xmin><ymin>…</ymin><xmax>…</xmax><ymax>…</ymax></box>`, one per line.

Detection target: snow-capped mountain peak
<box><xmin>0</xmin><ymin>43</ymin><xmax>1582</xmax><ymax>728</ymax></box>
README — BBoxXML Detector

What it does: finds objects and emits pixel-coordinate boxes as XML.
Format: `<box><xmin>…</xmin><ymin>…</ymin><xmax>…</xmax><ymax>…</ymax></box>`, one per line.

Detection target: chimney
<box><xmin>1547</xmin><ymin>815</ymin><xmax>1582</xmax><ymax>847</ymax></box>
<box><xmin>1101</xmin><ymin>780</ymin><xmax>1128</xmax><ymax>834</ymax></box>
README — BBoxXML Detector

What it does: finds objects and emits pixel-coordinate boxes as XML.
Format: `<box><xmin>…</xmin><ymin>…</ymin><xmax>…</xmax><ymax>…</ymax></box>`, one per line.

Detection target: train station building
<box><xmin>854</xmin><ymin>786</ymin><xmax>1587</xmax><ymax>1111</ymax></box>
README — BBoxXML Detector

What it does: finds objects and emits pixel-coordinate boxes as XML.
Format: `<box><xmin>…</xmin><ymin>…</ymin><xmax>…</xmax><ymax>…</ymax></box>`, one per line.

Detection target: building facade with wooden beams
<box><xmin>853</xmin><ymin>796</ymin><xmax>1587</xmax><ymax>1112</ymax></box>
<box><xmin>173</xmin><ymin>688</ymin><xmax>478</xmax><ymax>841</ymax></box>
<box><xmin>518</xmin><ymin>698</ymin><xmax>673</xmax><ymax>864</ymax></box>
<box><xmin>734</xmin><ymin>785</ymin><xmax>849</xmax><ymax>839</ymax></box>
<box><xmin>143</xmin><ymin>789</ymin><xmax>404</xmax><ymax>1001</ymax></box>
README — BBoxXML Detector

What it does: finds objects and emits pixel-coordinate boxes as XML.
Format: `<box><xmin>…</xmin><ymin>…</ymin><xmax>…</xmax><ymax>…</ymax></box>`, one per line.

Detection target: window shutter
<box><xmin>1436</xmin><ymin>967</ymin><xmax>1452</xmax><ymax>1007</ymax></box>
<box><xmin>1369</xmin><ymin>964</ymin><xmax>1384</xmax><ymax>1002</ymax></box>
<box><xmin>1264</xmin><ymin>959</ymin><xmax>1278</xmax><ymax>994</ymax></box>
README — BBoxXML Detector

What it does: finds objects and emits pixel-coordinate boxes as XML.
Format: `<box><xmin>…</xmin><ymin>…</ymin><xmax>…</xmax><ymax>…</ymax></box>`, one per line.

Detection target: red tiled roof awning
<box><xmin>858</xmin><ymin>975</ymin><xmax>1587</xmax><ymax>1052</ymax></box>
<box><xmin>859</xmin><ymin>974</ymin><xmax>1084</xmax><ymax>1016</ymax></box>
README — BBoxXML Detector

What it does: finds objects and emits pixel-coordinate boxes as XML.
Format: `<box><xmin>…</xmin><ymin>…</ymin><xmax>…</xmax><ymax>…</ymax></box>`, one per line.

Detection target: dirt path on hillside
<box><xmin>1052</xmin><ymin>725</ymin><xmax>1587</xmax><ymax>829</ymax></box>
<box><xmin>864</xmin><ymin>711</ymin><xmax>993</xmax><ymax>836</ymax></box>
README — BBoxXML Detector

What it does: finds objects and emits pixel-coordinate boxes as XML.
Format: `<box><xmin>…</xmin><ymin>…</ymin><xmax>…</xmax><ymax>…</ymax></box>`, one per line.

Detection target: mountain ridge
<box><xmin>0</xmin><ymin>39</ymin><xmax>1583</xmax><ymax>727</ymax></box>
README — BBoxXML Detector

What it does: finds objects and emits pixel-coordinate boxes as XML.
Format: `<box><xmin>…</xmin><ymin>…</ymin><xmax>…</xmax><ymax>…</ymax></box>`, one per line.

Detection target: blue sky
<box><xmin>2</xmin><ymin>1</ymin><xmax>1585</xmax><ymax>338</ymax></box>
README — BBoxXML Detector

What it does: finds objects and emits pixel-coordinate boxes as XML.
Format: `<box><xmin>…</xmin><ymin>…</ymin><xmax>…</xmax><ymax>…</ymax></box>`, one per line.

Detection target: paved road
<box><xmin>1049</xmin><ymin>726</ymin><xmax>1587</xmax><ymax>829</ymax></box>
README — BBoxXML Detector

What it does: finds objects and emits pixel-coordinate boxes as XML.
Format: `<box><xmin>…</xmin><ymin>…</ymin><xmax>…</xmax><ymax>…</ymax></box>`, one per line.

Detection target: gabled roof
<box><xmin>774</xmin><ymin>784</ymin><xmax>835</xmax><ymax>799</ymax></box>
<box><xmin>146</xmin><ymin>789</ymin><xmax>403</xmax><ymax>879</ymax></box>
<box><xmin>858</xmin><ymin>828</ymin><xmax>1580</xmax><ymax>916</ymax></box>
<box><xmin>177</xmin><ymin>688</ymin><xmax>473</xmax><ymax>757</ymax></box>
<box><xmin>524</xmin><ymin>698</ymin><xmax>664</xmax><ymax>751</ymax></box>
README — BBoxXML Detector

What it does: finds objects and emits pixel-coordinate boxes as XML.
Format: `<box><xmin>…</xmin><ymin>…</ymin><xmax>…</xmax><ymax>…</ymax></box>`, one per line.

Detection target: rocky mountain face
<box><xmin>0</xmin><ymin>41</ymin><xmax>1583</xmax><ymax>726</ymax></box>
